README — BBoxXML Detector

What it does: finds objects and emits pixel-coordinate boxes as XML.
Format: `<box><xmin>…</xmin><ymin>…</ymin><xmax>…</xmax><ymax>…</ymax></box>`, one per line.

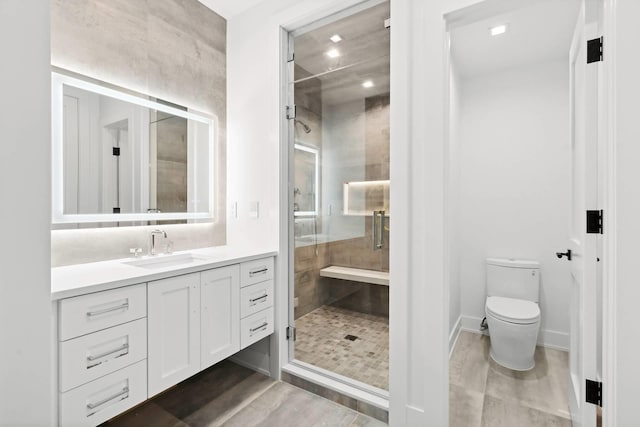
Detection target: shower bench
<box><xmin>319</xmin><ymin>266</ymin><xmax>389</xmax><ymax>286</ymax></box>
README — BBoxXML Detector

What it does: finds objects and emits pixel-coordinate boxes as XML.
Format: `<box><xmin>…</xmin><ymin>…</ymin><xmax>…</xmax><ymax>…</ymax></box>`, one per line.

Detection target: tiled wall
<box><xmin>294</xmin><ymin>93</ymin><xmax>390</xmax><ymax>319</ymax></box>
<box><xmin>50</xmin><ymin>0</ymin><xmax>227</xmax><ymax>266</ymax></box>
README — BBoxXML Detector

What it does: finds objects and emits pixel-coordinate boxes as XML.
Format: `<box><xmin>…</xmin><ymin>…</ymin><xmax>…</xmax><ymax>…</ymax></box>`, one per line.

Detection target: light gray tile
<box><xmin>449</xmin><ymin>331</ymin><xmax>491</xmax><ymax>394</ymax></box>
<box><xmin>480</xmin><ymin>394</ymin><xmax>572</xmax><ymax>427</ymax></box>
<box><xmin>449</xmin><ymin>384</ymin><xmax>483</xmax><ymax>427</ymax></box>
<box><xmin>350</xmin><ymin>414</ymin><xmax>388</xmax><ymax>427</ymax></box>
<box><xmin>154</xmin><ymin>360</ymin><xmax>276</xmax><ymax>423</ymax></box>
<box><xmin>484</xmin><ymin>347</ymin><xmax>570</xmax><ymax>419</ymax></box>
<box><xmin>100</xmin><ymin>401</ymin><xmax>187</xmax><ymax>427</ymax></box>
<box><xmin>221</xmin><ymin>382</ymin><xmax>358</xmax><ymax>427</ymax></box>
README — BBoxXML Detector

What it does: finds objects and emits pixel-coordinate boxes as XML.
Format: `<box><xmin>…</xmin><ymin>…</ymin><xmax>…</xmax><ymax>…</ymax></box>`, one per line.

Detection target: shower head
<box><xmin>294</xmin><ymin>119</ymin><xmax>312</xmax><ymax>134</ymax></box>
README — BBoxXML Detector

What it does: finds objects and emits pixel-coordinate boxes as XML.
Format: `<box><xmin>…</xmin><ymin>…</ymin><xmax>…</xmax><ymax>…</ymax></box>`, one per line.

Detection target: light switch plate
<box><xmin>249</xmin><ymin>201</ymin><xmax>259</xmax><ymax>218</ymax></box>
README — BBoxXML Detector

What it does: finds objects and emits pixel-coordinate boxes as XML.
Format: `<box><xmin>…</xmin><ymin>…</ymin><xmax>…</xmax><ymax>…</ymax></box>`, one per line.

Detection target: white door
<box><xmin>148</xmin><ymin>273</ymin><xmax>201</xmax><ymax>397</ymax></box>
<box><xmin>201</xmin><ymin>265</ymin><xmax>240</xmax><ymax>369</ymax></box>
<box><xmin>568</xmin><ymin>4</ymin><xmax>599</xmax><ymax>426</ymax></box>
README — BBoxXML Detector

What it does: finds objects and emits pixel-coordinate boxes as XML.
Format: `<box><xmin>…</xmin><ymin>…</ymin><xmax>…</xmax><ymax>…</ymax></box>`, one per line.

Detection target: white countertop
<box><xmin>52</xmin><ymin>246</ymin><xmax>278</xmax><ymax>300</ymax></box>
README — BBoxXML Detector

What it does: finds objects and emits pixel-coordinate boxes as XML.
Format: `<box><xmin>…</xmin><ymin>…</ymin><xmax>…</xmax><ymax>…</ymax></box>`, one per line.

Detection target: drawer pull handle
<box><xmin>86</xmin><ymin>302</ymin><xmax>129</xmax><ymax>317</ymax></box>
<box><xmin>249</xmin><ymin>294</ymin><xmax>268</xmax><ymax>305</ymax></box>
<box><xmin>86</xmin><ymin>387</ymin><xmax>129</xmax><ymax>414</ymax></box>
<box><xmin>87</xmin><ymin>343</ymin><xmax>129</xmax><ymax>367</ymax></box>
<box><xmin>249</xmin><ymin>322</ymin><xmax>268</xmax><ymax>335</ymax></box>
<box><xmin>249</xmin><ymin>267</ymin><xmax>268</xmax><ymax>277</ymax></box>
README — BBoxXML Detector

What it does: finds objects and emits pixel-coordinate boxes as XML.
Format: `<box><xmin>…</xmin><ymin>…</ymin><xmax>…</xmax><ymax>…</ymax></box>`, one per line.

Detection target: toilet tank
<box><xmin>486</xmin><ymin>258</ymin><xmax>540</xmax><ymax>302</ymax></box>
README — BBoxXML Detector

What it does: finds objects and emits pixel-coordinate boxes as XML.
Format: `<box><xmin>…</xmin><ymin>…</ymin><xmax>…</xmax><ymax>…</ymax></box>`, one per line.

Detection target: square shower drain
<box><xmin>344</xmin><ymin>334</ymin><xmax>358</xmax><ymax>341</ymax></box>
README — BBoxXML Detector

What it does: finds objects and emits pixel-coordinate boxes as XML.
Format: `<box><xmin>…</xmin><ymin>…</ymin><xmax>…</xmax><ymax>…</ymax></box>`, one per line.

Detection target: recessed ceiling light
<box><xmin>490</xmin><ymin>24</ymin><xmax>507</xmax><ymax>36</ymax></box>
<box><xmin>362</xmin><ymin>80</ymin><xmax>374</xmax><ymax>88</ymax></box>
<box><xmin>326</xmin><ymin>48</ymin><xmax>340</xmax><ymax>58</ymax></box>
<box><xmin>330</xmin><ymin>34</ymin><xmax>343</xmax><ymax>43</ymax></box>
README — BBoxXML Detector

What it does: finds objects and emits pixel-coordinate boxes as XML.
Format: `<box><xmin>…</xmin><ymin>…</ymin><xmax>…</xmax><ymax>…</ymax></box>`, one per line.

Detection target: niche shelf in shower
<box><xmin>320</xmin><ymin>266</ymin><xmax>389</xmax><ymax>286</ymax></box>
<box><xmin>343</xmin><ymin>180</ymin><xmax>390</xmax><ymax>216</ymax></box>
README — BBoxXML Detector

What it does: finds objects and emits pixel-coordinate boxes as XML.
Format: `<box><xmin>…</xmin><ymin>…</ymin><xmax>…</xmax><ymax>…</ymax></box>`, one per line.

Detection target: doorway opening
<box><xmin>445</xmin><ymin>0</ymin><xmax>604</xmax><ymax>425</ymax></box>
<box><xmin>283</xmin><ymin>0</ymin><xmax>391</xmax><ymax>412</ymax></box>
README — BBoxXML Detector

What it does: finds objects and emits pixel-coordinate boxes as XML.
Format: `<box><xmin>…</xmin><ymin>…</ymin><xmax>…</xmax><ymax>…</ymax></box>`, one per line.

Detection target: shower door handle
<box><xmin>372</xmin><ymin>210</ymin><xmax>385</xmax><ymax>250</ymax></box>
<box><xmin>372</xmin><ymin>211</ymin><xmax>378</xmax><ymax>250</ymax></box>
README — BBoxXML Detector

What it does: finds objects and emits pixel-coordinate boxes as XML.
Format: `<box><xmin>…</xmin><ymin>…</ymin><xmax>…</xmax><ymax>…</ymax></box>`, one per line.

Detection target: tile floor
<box><xmin>100</xmin><ymin>360</ymin><xmax>385</xmax><ymax>427</ymax></box>
<box><xmin>450</xmin><ymin>331</ymin><xmax>572</xmax><ymax>427</ymax></box>
<box><xmin>294</xmin><ymin>305</ymin><xmax>389</xmax><ymax>390</ymax></box>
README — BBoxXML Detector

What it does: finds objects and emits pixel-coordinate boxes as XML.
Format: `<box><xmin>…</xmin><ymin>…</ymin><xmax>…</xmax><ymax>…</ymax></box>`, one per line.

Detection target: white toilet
<box><xmin>485</xmin><ymin>258</ymin><xmax>541</xmax><ymax>371</ymax></box>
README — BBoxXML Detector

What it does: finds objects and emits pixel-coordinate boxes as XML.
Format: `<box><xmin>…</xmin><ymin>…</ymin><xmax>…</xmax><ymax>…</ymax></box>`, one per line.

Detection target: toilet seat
<box><xmin>486</xmin><ymin>296</ymin><xmax>540</xmax><ymax>324</ymax></box>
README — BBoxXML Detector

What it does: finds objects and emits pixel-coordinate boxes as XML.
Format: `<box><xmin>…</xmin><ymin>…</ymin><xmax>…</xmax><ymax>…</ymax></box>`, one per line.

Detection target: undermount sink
<box><xmin>123</xmin><ymin>253</ymin><xmax>212</xmax><ymax>270</ymax></box>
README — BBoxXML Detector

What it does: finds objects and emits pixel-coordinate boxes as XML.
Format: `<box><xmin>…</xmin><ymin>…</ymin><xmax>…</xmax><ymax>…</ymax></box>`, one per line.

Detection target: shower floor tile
<box><xmin>294</xmin><ymin>305</ymin><xmax>389</xmax><ymax>390</ymax></box>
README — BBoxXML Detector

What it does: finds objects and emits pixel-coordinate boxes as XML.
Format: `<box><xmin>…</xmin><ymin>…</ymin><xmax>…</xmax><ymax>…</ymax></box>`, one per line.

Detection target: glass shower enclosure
<box><xmin>288</xmin><ymin>0</ymin><xmax>390</xmax><ymax>395</ymax></box>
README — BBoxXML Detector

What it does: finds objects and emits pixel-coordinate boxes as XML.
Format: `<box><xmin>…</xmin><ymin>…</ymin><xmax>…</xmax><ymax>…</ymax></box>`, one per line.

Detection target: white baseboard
<box><xmin>459</xmin><ymin>315</ymin><xmax>568</xmax><ymax>351</ymax></box>
<box><xmin>449</xmin><ymin>315</ymin><xmax>462</xmax><ymax>359</ymax></box>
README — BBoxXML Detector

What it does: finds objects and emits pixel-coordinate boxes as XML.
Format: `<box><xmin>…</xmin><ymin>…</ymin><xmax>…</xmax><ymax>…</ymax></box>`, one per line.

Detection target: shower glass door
<box><xmin>289</xmin><ymin>0</ymin><xmax>390</xmax><ymax>394</ymax></box>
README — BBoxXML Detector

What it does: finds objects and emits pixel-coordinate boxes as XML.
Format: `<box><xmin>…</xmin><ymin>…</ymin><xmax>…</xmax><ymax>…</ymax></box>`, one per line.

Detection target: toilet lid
<box><xmin>486</xmin><ymin>296</ymin><xmax>540</xmax><ymax>324</ymax></box>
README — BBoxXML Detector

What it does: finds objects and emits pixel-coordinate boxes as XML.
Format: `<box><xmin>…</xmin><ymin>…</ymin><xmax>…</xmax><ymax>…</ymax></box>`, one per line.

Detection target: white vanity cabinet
<box><xmin>147</xmin><ymin>265</ymin><xmax>241</xmax><ymax>397</ymax></box>
<box><xmin>54</xmin><ymin>253</ymin><xmax>275</xmax><ymax>427</ymax></box>
<box><xmin>57</xmin><ymin>285</ymin><xmax>148</xmax><ymax>427</ymax></box>
<box><xmin>201</xmin><ymin>265</ymin><xmax>241</xmax><ymax>369</ymax></box>
<box><xmin>147</xmin><ymin>272</ymin><xmax>201</xmax><ymax>397</ymax></box>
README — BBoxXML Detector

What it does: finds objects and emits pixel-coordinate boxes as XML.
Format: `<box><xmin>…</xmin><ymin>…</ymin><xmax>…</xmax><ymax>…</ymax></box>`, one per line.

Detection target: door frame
<box><xmin>442</xmin><ymin>0</ymin><xmax>613</xmax><ymax>426</ymax></box>
<box><xmin>275</xmin><ymin>0</ymin><xmax>392</xmax><ymax>411</ymax></box>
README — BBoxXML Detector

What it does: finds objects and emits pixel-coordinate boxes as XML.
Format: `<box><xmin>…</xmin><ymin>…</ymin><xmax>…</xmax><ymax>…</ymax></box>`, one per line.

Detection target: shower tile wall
<box><xmin>294</xmin><ymin>94</ymin><xmax>390</xmax><ymax>320</ymax></box>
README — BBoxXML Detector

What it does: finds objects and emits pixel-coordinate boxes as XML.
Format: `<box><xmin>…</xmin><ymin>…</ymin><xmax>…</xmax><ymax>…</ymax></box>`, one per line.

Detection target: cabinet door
<box><xmin>201</xmin><ymin>265</ymin><xmax>240</xmax><ymax>369</ymax></box>
<box><xmin>148</xmin><ymin>273</ymin><xmax>200</xmax><ymax>397</ymax></box>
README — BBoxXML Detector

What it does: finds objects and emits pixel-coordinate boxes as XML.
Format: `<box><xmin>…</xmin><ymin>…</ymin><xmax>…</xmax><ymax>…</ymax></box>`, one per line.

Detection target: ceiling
<box><xmin>294</xmin><ymin>1</ymin><xmax>390</xmax><ymax>105</ymax></box>
<box><xmin>197</xmin><ymin>0</ymin><xmax>264</xmax><ymax>19</ymax></box>
<box><xmin>450</xmin><ymin>0</ymin><xmax>581</xmax><ymax>78</ymax></box>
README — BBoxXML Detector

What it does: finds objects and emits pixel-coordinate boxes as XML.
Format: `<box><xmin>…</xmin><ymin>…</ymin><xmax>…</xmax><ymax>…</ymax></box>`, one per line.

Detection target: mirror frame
<box><xmin>51</xmin><ymin>71</ymin><xmax>216</xmax><ymax>224</ymax></box>
<box><xmin>293</xmin><ymin>143</ymin><xmax>319</xmax><ymax>217</ymax></box>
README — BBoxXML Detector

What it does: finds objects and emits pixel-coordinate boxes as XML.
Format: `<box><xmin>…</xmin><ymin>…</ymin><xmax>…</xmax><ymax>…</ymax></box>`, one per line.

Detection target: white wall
<box><xmin>0</xmin><ymin>1</ymin><xmax>53</xmax><ymax>424</ymax></box>
<box><xmin>606</xmin><ymin>0</ymin><xmax>640</xmax><ymax>424</ymax></box>
<box><xmin>454</xmin><ymin>59</ymin><xmax>572</xmax><ymax>349</ymax></box>
<box><xmin>448</xmin><ymin>59</ymin><xmax>462</xmax><ymax>344</ymax></box>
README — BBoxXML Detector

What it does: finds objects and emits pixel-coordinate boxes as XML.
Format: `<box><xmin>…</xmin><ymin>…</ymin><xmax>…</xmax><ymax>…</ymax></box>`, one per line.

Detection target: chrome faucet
<box><xmin>149</xmin><ymin>229</ymin><xmax>167</xmax><ymax>255</ymax></box>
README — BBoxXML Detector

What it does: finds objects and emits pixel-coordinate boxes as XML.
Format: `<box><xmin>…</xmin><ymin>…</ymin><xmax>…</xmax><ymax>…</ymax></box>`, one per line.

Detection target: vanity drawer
<box><xmin>240</xmin><ymin>280</ymin><xmax>274</xmax><ymax>318</ymax></box>
<box><xmin>59</xmin><ymin>318</ymin><xmax>147</xmax><ymax>392</ymax></box>
<box><xmin>240</xmin><ymin>307</ymin><xmax>274</xmax><ymax>349</ymax></box>
<box><xmin>59</xmin><ymin>284</ymin><xmax>147</xmax><ymax>341</ymax></box>
<box><xmin>59</xmin><ymin>359</ymin><xmax>147</xmax><ymax>427</ymax></box>
<box><xmin>240</xmin><ymin>257</ymin><xmax>274</xmax><ymax>287</ymax></box>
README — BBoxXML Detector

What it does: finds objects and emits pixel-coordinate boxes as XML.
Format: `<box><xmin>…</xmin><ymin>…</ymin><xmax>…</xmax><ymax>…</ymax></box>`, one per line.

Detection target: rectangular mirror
<box><xmin>52</xmin><ymin>72</ymin><xmax>215</xmax><ymax>224</ymax></box>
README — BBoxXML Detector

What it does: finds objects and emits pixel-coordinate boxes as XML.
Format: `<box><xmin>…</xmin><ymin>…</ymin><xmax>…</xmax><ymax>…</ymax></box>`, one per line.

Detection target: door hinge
<box><xmin>586</xmin><ymin>210</ymin><xmax>603</xmax><ymax>234</ymax></box>
<box><xmin>112</xmin><ymin>147</ymin><xmax>121</xmax><ymax>156</ymax></box>
<box><xmin>287</xmin><ymin>51</ymin><xmax>295</xmax><ymax>62</ymax></box>
<box><xmin>384</xmin><ymin>18</ymin><xmax>391</xmax><ymax>29</ymax></box>
<box><xmin>286</xmin><ymin>326</ymin><xmax>296</xmax><ymax>341</ymax></box>
<box><xmin>586</xmin><ymin>379</ymin><xmax>603</xmax><ymax>407</ymax></box>
<box><xmin>587</xmin><ymin>37</ymin><xmax>603</xmax><ymax>63</ymax></box>
<box><xmin>286</xmin><ymin>105</ymin><xmax>297</xmax><ymax>120</ymax></box>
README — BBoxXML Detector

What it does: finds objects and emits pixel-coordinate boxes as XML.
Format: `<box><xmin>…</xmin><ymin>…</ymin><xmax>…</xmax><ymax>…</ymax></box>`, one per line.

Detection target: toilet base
<box><xmin>490</xmin><ymin>349</ymin><xmax>535</xmax><ymax>371</ymax></box>
<box><xmin>485</xmin><ymin>311</ymin><xmax>540</xmax><ymax>372</ymax></box>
